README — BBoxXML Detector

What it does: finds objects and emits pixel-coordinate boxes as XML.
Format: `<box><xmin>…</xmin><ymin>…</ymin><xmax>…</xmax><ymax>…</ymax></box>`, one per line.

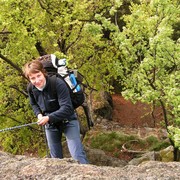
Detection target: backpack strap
<box><xmin>49</xmin><ymin>75</ymin><xmax>58</xmax><ymax>98</ymax></box>
<box><xmin>27</xmin><ymin>83</ymin><xmax>33</xmax><ymax>94</ymax></box>
<box><xmin>27</xmin><ymin>76</ymin><xmax>57</xmax><ymax>99</ymax></box>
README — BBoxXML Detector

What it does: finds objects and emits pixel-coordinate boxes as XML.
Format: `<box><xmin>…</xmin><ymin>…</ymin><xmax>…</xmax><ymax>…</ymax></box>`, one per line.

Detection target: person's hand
<box><xmin>37</xmin><ymin>116</ymin><xmax>49</xmax><ymax>126</ymax></box>
<box><xmin>37</xmin><ymin>114</ymin><xmax>43</xmax><ymax>120</ymax></box>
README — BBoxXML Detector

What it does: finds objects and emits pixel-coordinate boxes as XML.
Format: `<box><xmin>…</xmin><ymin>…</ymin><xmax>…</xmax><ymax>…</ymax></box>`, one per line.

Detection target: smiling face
<box><xmin>23</xmin><ymin>60</ymin><xmax>47</xmax><ymax>89</ymax></box>
<box><xmin>28</xmin><ymin>71</ymin><xmax>46</xmax><ymax>89</ymax></box>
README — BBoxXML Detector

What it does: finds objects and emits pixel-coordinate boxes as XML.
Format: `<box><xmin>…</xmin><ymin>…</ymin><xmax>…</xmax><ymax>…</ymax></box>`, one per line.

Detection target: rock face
<box><xmin>0</xmin><ymin>151</ymin><xmax>180</xmax><ymax>180</ymax></box>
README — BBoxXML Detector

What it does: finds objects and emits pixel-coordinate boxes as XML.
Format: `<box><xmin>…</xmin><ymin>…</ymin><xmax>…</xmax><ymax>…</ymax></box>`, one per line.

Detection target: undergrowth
<box><xmin>84</xmin><ymin>131</ymin><xmax>170</xmax><ymax>159</ymax></box>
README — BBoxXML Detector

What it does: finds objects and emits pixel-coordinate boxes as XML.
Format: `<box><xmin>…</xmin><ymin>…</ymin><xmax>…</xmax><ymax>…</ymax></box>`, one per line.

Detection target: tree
<box><xmin>0</xmin><ymin>0</ymin><xmax>122</xmax><ymax>155</ymax></box>
<box><xmin>110</xmin><ymin>0</ymin><xmax>180</xmax><ymax>160</ymax></box>
<box><xmin>0</xmin><ymin>0</ymin><xmax>179</xmax><ymax>160</ymax></box>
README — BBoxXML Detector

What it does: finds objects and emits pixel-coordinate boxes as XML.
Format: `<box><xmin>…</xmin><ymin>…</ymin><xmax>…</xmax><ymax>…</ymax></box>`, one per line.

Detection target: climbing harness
<box><xmin>0</xmin><ymin>122</ymin><xmax>38</xmax><ymax>132</ymax></box>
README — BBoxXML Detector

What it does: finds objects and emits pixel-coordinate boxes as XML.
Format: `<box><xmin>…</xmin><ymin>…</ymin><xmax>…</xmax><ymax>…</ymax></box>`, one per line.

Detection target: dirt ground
<box><xmin>100</xmin><ymin>94</ymin><xmax>167</xmax><ymax>161</ymax></box>
<box><xmin>112</xmin><ymin>94</ymin><xmax>163</xmax><ymax>128</ymax></box>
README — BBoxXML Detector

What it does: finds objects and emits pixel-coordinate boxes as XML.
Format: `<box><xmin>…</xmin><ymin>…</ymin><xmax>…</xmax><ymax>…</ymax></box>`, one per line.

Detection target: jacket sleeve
<box><xmin>27</xmin><ymin>84</ymin><xmax>42</xmax><ymax>117</ymax></box>
<box><xmin>48</xmin><ymin>78</ymin><xmax>75</xmax><ymax>124</ymax></box>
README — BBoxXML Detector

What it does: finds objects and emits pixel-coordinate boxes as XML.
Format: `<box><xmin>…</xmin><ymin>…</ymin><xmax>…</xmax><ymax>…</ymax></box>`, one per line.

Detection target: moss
<box><xmin>84</xmin><ymin>131</ymin><xmax>171</xmax><ymax>159</ymax></box>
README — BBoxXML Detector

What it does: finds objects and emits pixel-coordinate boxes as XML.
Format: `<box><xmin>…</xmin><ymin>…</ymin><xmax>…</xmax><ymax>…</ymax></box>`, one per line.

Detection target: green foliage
<box><xmin>84</xmin><ymin>131</ymin><xmax>170</xmax><ymax>158</ymax></box>
<box><xmin>168</xmin><ymin>126</ymin><xmax>180</xmax><ymax>150</ymax></box>
<box><xmin>0</xmin><ymin>0</ymin><xmax>179</xmax><ymax>155</ymax></box>
<box><xmin>0</xmin><ymin>125</ymin><xmax>47</xmax><ymax>156</ymax></box>
<box><xmin>146</xmin><ymin>136</ymin><xmax>170</xmax><ymax>151</ymax></box>
<box><xmin>85</xmin><ymin>131</ymin><xmax>137</xmax><ymax>152</ymax></box>
<box><xmin>111</xmin><ymin>0</ymin><xmax>180</xmax><ymax>150</ymax></box>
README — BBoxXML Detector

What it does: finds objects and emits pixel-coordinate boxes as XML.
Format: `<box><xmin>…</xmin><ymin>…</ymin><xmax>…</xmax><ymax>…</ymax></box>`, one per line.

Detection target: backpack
<box><xmin>28</xmin><ymin>54</ymin><xmax>94</xmax><ymax>129</ymax></box>
<box><xmin>35</xmin><ymin>54</ymin><xmax>85</xmax><ymax>109</ymax></box>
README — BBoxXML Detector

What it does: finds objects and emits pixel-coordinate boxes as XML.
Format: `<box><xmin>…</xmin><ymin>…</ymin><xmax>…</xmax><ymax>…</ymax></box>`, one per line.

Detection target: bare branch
<box><xmin>9</xmin><ymin>85</ymin><xmax>28</xmax><ymax>97</ymax></box>
<box><xmin>0</xmin><ymin>31</ymin><xmax>12</xmax><ymax>35</ymax></box>
<box><xmin>0</xmin><ymin>53</ymin><xmax>21</xmax><ymax>73</ymax></box>
<box><xmin>0</xmin><ymin>53</ymin><xmax>27</xmax><ymax>80</ymax></box>
<box><xmin>66</xmin><ymin>23</ymin><xmax>85</xmax><ymax>52</ymax></box>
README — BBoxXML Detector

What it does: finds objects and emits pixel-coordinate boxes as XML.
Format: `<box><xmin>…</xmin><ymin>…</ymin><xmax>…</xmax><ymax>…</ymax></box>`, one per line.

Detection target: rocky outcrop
<box><xmin>93</xmin><ymin>91</ymin><xmax>113</xmax><ymax>120</ymax></box>
<box><xmin>85</xmin><ymin>147</ymin><xmax>127</xmax><ymax>167</ymax></box>
<box><xmin>0</xmin><ymin>151</ymin><xmax>180</xmax><ymax>180</ymax></box>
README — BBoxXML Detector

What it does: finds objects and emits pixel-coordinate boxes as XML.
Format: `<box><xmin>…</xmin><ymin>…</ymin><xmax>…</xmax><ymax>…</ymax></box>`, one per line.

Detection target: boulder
<box><xmin>0</xmin><ymin>151</ymin><xmax>180</xmax><ymax>180</ymax></box>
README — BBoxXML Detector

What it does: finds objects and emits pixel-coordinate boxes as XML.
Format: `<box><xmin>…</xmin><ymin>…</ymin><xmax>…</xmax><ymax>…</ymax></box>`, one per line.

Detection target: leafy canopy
<box><xmin>0</xmin><ymin>0</ymin><xmax>179</xmax><ymax>155</ymax></box>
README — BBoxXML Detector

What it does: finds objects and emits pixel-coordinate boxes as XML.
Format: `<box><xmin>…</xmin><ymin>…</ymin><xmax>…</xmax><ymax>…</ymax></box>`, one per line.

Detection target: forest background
<box><xmin>0</xmin><ymin>0</ymin><xmax>179</xmax><ymax>160</ymax></box>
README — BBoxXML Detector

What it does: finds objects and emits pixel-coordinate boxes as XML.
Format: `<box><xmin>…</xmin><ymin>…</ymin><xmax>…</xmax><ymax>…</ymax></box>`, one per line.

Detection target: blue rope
<box><xmin>0</xmin><ymin>122</ymin><xmax>38</xmax><ymax>132</ymax></box>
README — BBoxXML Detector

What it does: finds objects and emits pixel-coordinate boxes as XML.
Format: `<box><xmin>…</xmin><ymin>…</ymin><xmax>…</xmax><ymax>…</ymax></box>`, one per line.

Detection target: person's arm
<box><xmin>28</xmin><ymin>89</ymin><xmax>48</xmax><ymax>125</ymax></box>
<box><xmin>48</xmin><ymin>78</ymin><xmax>75</xmax><ymax>124</ymax></box>
<box><xmin>27</xmin><ymin>87</ymin><xmax>42</xmax><ymax>117</ymax></box>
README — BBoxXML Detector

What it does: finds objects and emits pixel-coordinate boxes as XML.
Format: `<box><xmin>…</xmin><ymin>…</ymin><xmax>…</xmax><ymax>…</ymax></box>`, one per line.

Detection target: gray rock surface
<box><xmin>0</xmin><ymin>151</ymin><xmax>180</xmax><ymax>180</ymax></box>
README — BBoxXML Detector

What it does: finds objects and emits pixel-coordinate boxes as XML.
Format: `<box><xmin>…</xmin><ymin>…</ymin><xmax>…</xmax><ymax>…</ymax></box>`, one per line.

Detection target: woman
<box><xmin>23</xmin><ymin>60</ymin><xmax>88</xmax><ymax>164</ymax></box>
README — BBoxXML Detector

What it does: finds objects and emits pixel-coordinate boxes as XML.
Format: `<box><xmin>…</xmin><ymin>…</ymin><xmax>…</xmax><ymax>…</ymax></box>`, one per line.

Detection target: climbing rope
<box><xmin>0</xmin><ymin>122</ymin><xmax>50</xmax><ymax>157</ymax></box>
<box><xmin>0</xmin><ymin>122</ymin><xmax>38</xmax><ymax>132</ymax></box>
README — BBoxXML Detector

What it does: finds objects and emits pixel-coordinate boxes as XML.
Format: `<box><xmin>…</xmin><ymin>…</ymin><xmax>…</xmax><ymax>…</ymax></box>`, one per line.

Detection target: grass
<box><xmin>84</xmin><ymin>131</ymin><xmax>171</xmax><ymax>159</ymax></box>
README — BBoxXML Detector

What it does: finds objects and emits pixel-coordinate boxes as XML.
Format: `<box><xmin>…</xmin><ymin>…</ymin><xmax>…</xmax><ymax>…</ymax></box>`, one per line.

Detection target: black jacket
<box><xmin>28</xmin><ymin>76</ymin><xmax>77</xmax><ymax>124</ymax></box>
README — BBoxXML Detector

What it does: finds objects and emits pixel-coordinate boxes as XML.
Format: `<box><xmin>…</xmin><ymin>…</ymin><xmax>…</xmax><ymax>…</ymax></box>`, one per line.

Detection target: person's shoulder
<box><xmin>27</xmin><ymin>82</ymin><xmax>33</xmax><ymax>92</ymax></box>
<box><xmin>49</xmin><ymin>75</ymin><xmax>65</xmax><ymax>86</ymax></box>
